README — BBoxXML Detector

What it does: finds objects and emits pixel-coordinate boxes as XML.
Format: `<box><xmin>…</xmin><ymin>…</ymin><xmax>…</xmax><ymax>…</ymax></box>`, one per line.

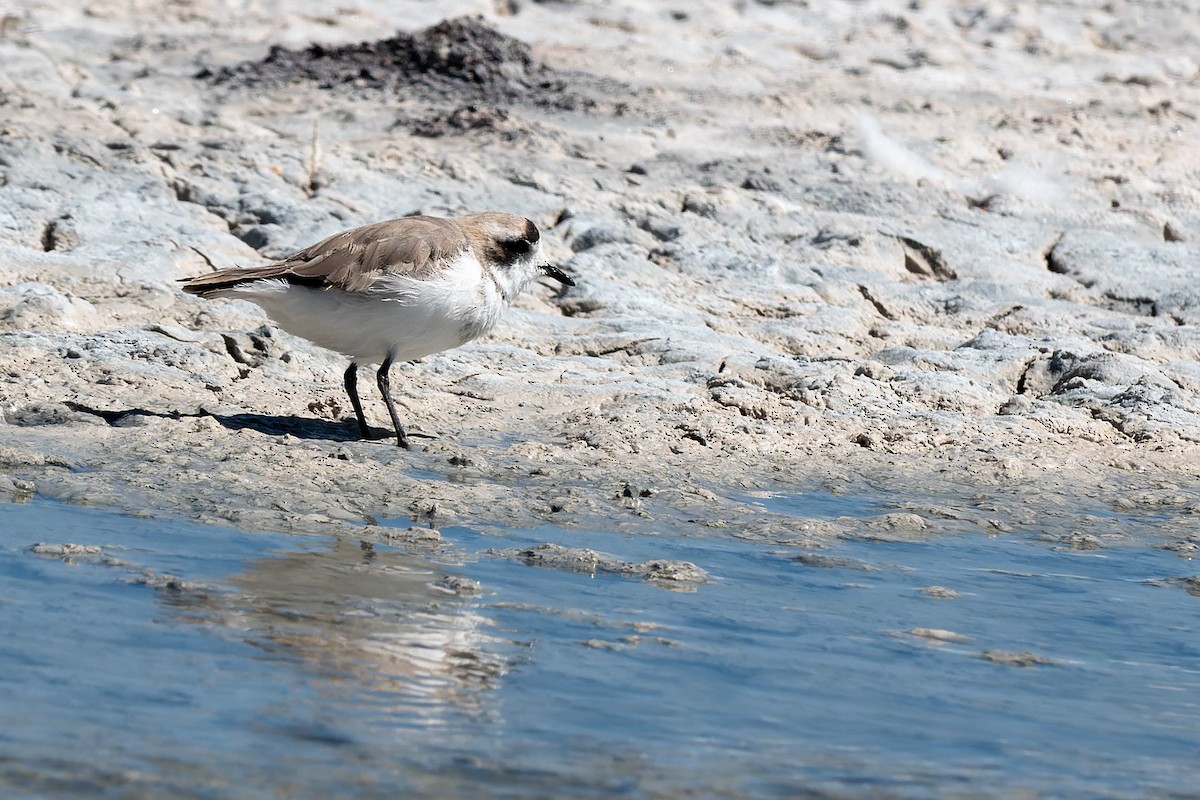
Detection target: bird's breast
<box><xmin>370</xmin><ymin>252</ymin><xmax>507</xmax><ymax>354</ymax></box>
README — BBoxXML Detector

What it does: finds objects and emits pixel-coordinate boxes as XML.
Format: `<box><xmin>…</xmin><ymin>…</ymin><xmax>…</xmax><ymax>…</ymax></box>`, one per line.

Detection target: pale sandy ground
<box><xmin>1</xmin><ymin>0</ymin><xmax>1198</xmax><ymax>557</ymax></box>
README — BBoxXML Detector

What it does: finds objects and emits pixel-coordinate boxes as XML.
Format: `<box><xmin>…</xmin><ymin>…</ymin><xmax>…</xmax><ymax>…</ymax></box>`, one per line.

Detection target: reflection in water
<box><xmin>7</xmin><ymin>497</ymin><xmax>1200</xmax><ymax>798</ymax></box>
<box><xmin>163</xmin><ymin>536</ymin><xmax>505</xmax><ymax>728</ymax></box>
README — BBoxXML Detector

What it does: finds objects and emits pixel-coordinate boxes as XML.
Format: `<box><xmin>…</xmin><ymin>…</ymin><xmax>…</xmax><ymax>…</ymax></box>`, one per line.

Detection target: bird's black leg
<box><xmin>343</xmin><ymin>362</ymin><xmax>371</xmax><ymax>439</ymax></box>
<box><xmin>376</xmin><ymin>355</ymin><xmax>410</xmax><ymax>449</ymax></box>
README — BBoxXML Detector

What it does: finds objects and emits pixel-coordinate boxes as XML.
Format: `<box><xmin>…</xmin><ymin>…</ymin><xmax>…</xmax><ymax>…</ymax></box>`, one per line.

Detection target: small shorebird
<box><xmin>180</xmin><ymin>212</ymin><xmax>575</xmax><ymax>447</ymax></box>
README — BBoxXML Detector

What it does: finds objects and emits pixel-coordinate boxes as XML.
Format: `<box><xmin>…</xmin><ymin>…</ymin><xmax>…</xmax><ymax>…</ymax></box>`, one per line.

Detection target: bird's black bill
<box><xmin>541</xmin><ymin>264</ymin><xmax>576</xmax><ymax>286</ymax></box>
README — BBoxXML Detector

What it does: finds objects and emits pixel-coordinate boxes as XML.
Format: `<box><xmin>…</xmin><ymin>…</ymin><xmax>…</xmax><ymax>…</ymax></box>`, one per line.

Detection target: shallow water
<box><xmin>2</xmin><ymin>494</ymin><xmax>1198</xmax><ymax>798</ymax></box>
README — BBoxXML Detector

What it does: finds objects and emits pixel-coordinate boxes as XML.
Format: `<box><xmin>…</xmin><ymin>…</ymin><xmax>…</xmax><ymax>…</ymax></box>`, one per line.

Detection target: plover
<box><xmin>180</xmin><ymin>212</ymin><xmax>575</xmax><ymax>448</ymax></box>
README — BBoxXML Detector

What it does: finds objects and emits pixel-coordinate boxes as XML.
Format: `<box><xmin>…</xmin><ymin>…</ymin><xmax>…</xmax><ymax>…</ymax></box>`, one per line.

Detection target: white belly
<box><xmin>217</xmin><ymin>252</ymin><xmax>506</xmax><ymax>365</ymax></box>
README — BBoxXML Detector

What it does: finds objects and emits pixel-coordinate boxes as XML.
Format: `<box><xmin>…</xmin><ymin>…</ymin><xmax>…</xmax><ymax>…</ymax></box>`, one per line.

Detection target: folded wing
<box><xmin>179</xmin><ymin>216</ymin><xmax>470</xmax><ymax>297</ymax></box>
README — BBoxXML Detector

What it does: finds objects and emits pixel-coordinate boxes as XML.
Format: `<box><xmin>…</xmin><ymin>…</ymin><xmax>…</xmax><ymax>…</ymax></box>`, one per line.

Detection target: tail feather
<box><xmin>179</xmin><ymin>264</ymin><xmax>307</xmax><ymax>297</ymax></box>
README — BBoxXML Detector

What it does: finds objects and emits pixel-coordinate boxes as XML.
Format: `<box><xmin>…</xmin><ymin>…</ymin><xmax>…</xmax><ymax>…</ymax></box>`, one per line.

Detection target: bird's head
<box><xmin>459</xmin><ymin>212</ymin><xmax>575</xmax><ymax>301</ymax></box>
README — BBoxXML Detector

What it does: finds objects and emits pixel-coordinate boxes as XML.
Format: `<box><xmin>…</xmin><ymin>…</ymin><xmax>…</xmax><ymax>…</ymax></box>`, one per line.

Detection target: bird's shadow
<box><xmin>215</xmin><ymin>414</ymin><xmax>432</xmax><ymax>443</ymax></box>
<box><xmin>64</xmin><ymin>403</ymin><xmax>396</xmax><ymax>443</ymax></box>
<box><xmin>212</xmin><ymin>413</ymin><xmax>377</xmax><ymax>441</ymax></box>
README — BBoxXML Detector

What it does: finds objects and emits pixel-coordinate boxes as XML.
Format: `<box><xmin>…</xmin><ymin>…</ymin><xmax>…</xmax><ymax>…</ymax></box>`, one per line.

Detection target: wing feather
<box><xmin>179</xmin><ymin>216</ymin><xmax>468</xmax><ymax>297</ymax></box>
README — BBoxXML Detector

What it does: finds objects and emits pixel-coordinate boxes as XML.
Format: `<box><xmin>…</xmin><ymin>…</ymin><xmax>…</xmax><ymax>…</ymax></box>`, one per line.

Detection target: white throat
<box><xmin>488</xmin><ymin>242</ymin><xmax>544</xmax><ymax>305</ymax></box>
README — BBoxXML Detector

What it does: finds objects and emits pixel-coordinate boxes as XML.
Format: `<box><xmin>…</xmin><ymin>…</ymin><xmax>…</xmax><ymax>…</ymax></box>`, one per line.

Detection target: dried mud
<box><xmin>1</xmin><ymin>0</ymin><xmax>1199</xmax><ymax>560</ymax></box>
<box><xmin>201</xmin><ymin>16</ymin><xmax>553</xmax><ymax>104</ymax></box>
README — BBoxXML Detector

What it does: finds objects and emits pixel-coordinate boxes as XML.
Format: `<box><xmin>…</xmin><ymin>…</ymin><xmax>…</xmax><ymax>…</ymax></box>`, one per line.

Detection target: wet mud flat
<box><xmin>1</xmin><ymin>0</ymin><xmax>1198</xmax><ymax>543</ymax></box>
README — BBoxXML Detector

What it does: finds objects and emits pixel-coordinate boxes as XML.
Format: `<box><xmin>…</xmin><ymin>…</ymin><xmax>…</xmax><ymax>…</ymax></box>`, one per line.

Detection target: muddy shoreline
<box><xmin>2</xmin><ymin>1</ymin><xmax>1198</xmax><ymax>557</ymax></box>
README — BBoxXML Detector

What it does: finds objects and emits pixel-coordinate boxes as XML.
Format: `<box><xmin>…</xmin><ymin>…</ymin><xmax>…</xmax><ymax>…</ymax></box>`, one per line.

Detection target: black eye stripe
<box><xmin>501</xmin><ymin>238</ymin><xmax>532</xmax><ymax>256</ymax></box>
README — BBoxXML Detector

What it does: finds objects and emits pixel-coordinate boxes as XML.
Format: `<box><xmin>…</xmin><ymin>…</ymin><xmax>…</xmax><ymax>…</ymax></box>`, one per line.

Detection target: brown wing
<box><xmin>179</xmin><ymin>216</ymin><xmax>468</xmax><ymax>297</ymax></box>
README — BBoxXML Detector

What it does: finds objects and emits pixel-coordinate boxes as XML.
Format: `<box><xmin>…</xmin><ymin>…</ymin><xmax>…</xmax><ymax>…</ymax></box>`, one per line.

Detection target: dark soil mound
<box><xmin>200</xmin><ymin>16</ymin><xmax>549</xmax><ymax>102</ymax></box>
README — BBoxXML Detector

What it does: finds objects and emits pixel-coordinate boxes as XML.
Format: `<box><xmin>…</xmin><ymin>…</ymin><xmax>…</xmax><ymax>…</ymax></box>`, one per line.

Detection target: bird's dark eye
<box><xmin>502</xmin><ymin>238</ymin><xmax>532</xmax><ymax>257</ymax></box>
